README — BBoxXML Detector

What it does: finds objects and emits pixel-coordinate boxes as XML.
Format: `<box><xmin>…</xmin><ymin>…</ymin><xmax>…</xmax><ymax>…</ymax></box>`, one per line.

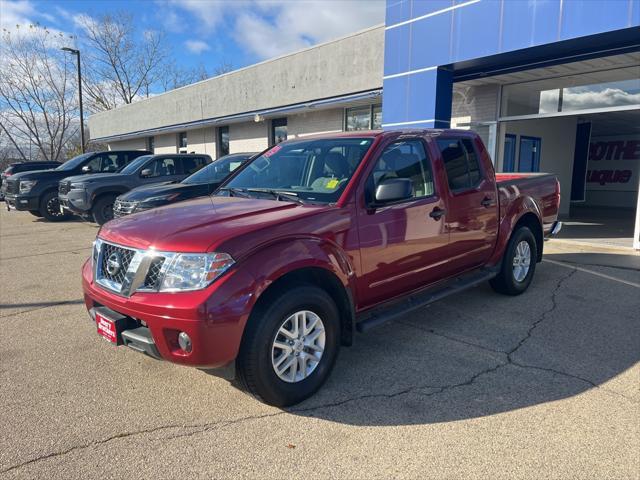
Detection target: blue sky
<box><xmin>1</xmin><ymin>0</ymin><xmax>385</xmax><ymax>72</ymax></box>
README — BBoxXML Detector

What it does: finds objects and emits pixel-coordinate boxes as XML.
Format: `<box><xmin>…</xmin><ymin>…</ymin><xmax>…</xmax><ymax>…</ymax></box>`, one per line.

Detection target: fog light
<box><xmin>177</xmin><ymin>332</ymin><xmax>192</xmax><ymax>353</ymax></box>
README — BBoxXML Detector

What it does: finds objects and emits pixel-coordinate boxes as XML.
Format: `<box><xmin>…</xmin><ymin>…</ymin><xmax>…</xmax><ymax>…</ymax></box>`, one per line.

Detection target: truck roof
<box><xmin>283</xmin><ymin>128</ymin><xmax>474</xmax><ymax>142</ymax></box>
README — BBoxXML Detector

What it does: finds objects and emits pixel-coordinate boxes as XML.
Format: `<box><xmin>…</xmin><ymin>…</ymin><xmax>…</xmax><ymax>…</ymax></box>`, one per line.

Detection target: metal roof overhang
<box><xmin>90</xmin><ymin>88</ymin><xmax>382</xmax><ymax>143</ymax></box>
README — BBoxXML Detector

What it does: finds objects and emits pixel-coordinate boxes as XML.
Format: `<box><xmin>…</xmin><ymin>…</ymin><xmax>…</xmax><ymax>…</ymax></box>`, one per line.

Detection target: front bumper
<box><xmin>59</xmin><ymin>190</ymin><xmax>91</xmax><ymax>214</ymax></box>
<box><xmin>4</xmin><ymin>193</ymin><xmax>39</xmax><ymax>211</ymax></box>
<box><xmin>544</xmin><ymin>221</ymin><xmax>563</xmax><ymax>240</ymax></box>
<box><xmin>81</xmin><ymin>259</ymin><xmax>256</xmax><ymax>369</ymax></box>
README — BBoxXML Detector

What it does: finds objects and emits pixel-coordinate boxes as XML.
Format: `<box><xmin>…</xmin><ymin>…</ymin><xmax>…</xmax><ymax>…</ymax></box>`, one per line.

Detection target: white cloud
<box><xmin>0</xmin><ymin>0</ymin><xmax>35</xmax><ymax>30</ymax></box>
<box><xmin>163</xmin><ymin>0</ymin><xmax>385</xmax><ymax>60</ymax></box>
<box><xmin>185</xmin><ymin>39</ymin><xmax>210</xmax><ymax>54</ymax></box>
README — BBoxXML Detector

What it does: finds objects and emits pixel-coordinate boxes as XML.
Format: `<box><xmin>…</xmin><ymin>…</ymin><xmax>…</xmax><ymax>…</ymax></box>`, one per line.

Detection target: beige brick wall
<box><xmin>185</xmin><ymin>128</ymin><xmax>216</xmax><ymax>156</ymax></box>
<box><xmin>288</xmin><ymin>109</ymin><xmax>344</xmax><ymax>138</ymax></box>
<box><xmin>153</xmin><ymin>133</ymin><xmax>178</xmax><ymax>154</ymax></box>
<box><xmin>451</xmin><ymin>84</ymin><xmax>499</xmax><ymax>126</ymax></box>
<box><xmin>229</xmin><ymin>122</ymin><xmax>269</xmax><ymax>153</ymax></box>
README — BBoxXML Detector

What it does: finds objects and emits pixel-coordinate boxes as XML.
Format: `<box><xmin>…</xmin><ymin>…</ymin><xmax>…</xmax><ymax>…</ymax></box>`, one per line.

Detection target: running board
<box><xmin>355</xmin><ymin>267</ymin><xmax>499</xmax><ymax>333</ymax></box>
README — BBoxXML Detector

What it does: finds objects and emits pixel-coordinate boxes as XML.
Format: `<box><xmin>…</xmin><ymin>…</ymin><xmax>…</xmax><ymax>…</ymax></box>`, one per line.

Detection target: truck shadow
<box><xmin>287</xmin><ymin>258</ymin><xmax>639</xmax><ymax>425</ymax></box>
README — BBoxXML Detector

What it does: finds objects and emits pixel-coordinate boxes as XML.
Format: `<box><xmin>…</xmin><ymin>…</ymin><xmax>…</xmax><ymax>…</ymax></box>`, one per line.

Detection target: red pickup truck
<box><xmin>82</xmin><ymin>129</ymin><xmax>561</xmax><ymax>406</ymax></box>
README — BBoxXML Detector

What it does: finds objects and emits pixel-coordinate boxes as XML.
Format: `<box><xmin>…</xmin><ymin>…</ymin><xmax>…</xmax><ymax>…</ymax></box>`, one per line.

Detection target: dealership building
<box><xmin>88</xmin><ymin>0</ymin><xmax>640</xmax><ymax>249</ymax></box>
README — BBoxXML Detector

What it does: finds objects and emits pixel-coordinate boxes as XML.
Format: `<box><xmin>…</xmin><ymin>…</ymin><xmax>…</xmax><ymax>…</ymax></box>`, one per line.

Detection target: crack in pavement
<box><xmin>2</xmin><ymin>247</ymin><xmax>86</xmax><ymax>260</ymax></box>
<box><xmin>0</xmin><ymin>300</ymin><xmax>84</xmax><ymax>319</ymax></box>
<box><xmin>2</xmin><ymin>265</ymin><xmax>635</xmax><ymax>475</ymax></box>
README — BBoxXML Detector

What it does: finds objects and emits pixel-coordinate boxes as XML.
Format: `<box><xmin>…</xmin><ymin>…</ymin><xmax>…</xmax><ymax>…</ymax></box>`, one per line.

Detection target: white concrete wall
<box><xmin>108</xmin><ymin>138</ymin><xmax>147</xmax><ymax>151</ymax></box>
<box><xmin>154</xmin><ymin>133</ymin><xmax>178</xmax><ymax>154</ymax></box>
<box><xmin>229</xmin><ymin>122</ymin><xmax>269</xmax><ymax>153</ymax></box>
<box><xmin>288</xmin><ymin>108</ymin><xmax>344</xmax><ymax>138</ymax></box>
<box><xmin>498</xmin><ymin>116</ymin><xmax>578</xmax><ymax>216</ymax></box>
<box><xmin>184</xmin><ymin>128</ymin><xmax>216</xmax><ymax>156</ymax></box>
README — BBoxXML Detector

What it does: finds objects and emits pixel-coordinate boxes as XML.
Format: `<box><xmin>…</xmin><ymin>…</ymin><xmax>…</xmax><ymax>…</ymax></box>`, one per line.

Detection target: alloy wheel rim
<box><xmin>47</xmin><ymin>198</ymin><xmax>62</xmax><ymax>217</ymax></box>
<box><xmin>271</xmin><ymin>310</ymin><xmax>325</xmax><ymax>383</ymax></box>
<box><xmin>512</xmin><ymin>240</ymin><xmax>531</xmax><ymax>282</ymax></box>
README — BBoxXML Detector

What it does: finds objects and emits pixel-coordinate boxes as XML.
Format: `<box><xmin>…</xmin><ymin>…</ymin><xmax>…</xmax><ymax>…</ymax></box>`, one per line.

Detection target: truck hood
<box><xmin>9</xmin><ymin>169</ymin><xmax>74</xmax><ymax>182</ymax></box>
<box><xmin>99</xmin><ymin>196</ymin><xmax>328</xmax><ymax>253</ymax></box>
<box><xmin>118</xmin><ymin>181</ymin><xmax>191</xmax><ymax>202</ymax></box>
<box><xmin>62</xmin><ymin>172</ymin><xmax>129</xmax><ymax>184</ymax></box>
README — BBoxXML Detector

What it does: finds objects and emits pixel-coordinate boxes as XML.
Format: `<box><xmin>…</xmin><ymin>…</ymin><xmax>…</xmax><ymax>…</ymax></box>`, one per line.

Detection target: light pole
<box><xmin>62</xmin><ymin>47</ymin><xmax>85</xmax><ymax>153</ymax></box>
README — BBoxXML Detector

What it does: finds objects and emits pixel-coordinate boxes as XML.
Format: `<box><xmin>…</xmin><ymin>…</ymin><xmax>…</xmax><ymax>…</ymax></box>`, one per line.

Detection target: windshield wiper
<box><xmin>246</xmin><ymin>188</ymin><xmax>305</xmax><ymax>205</ymax></box>
<box><xmin>218</xmin><ymin>187</ymin><xmax>252</xmax><ymax>198</ymax></box>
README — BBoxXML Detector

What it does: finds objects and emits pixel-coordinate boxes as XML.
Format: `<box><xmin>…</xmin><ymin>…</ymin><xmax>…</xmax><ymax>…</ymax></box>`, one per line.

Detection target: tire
<box><xmin>92</xmin><ymin>194</ymin><xmax>117</xmax><ymax>225</ymax></box>
<box><xmin>236</xmin><ymin>285</ymin><xmax>340</xmax><ymax>407</ymax></box>
<box><xmin>490</xmin><ymin>226</ymin><xmax>537</xmax><ymax>296</ymax></box>
<box><xmin>29</xmin><ymin>210</ymin><xmax>43</xmax><ymax>217</ymax></box>
<box><xmin>39</xmin><ymin>191</ymin><xmax>70</xmax><ymax>222</ymax></box>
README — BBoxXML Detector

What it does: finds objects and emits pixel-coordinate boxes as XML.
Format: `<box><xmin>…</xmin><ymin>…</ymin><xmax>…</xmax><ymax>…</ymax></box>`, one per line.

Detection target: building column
<box><xmin>381</xmin><ymin>67</ymin><xmax>453</xmax><ymax>130</ymax></box>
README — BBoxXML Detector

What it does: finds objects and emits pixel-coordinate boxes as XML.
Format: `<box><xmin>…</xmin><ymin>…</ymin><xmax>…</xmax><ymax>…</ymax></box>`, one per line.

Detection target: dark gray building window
<box><xmin>147</xmin><ymin>136</ymin><xmax>154</xmax><ymax>152</ymax></box>
<box><xmin>178</xmin><ymin>132</ymin><xmax>187</xmax><ymax>151</ymax></box>
<box><xmin>218</xmin><ymin>126</ymin><xmax>229</xmax><ymax>158</ymax></box>
<box><xmin>345</xmin><ymin>104</ymin><xmax>382</xmax><ymax>131</ymax></box>
<box><xmin>271</xmin><ymin>118</ymin><xmax>287</xmax><ymax>145</ymax></box>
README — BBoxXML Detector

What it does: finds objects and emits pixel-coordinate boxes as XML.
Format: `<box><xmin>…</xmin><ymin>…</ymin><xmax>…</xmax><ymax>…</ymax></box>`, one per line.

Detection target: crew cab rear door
<box><xmin>356</xmin><ymin>136</ymin><xmax>449</xmax><ymax>307</ymax></box>
<box><xmin>434</xmin><ymin>135</ymin><xmax>498</xmax><ymax>273</ymax></box>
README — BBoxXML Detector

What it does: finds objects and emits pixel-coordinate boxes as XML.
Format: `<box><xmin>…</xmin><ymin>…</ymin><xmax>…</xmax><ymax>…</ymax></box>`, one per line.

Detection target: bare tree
<box><xmin>212</xmin><ymin>61</ymin><xmax>233</xmax><ymax>77</ymax></box>
<box><xmin>77</xmin><ymin>12</ymin><xmax>168</xmax><ymax>112</ymax></box>
<box><xmin>0</xmin><ymin>25</ymin><xmax>79</xmax><ymax>161</ymax></box>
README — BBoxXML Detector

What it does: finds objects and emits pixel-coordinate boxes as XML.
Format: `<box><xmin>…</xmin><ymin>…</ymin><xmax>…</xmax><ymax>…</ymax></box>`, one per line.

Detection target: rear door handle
<box><xmin>481</xmin><ymin>196</ymin><xmax>493</xmax><ymax>208</ymax></box>
<box><xmin>429</xmin><ymin>207</ymin><xmax>446</xmax><ymax>220</ymax></box>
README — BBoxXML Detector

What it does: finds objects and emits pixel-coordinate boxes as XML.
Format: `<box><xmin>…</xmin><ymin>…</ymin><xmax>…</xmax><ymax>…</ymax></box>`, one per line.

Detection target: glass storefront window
<box><xmin>501</xmin><ymin>66</ymin><xmax>640</xmax><ymax>117</ymax></box>
<box><xmin>345</xmin><ymin>105</ymin><xmax>382</xmax><ymax>131</ymax></box>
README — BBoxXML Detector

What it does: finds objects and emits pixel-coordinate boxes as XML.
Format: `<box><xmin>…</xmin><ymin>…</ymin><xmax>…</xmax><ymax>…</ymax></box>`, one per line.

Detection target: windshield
<box><xmin>218</xmin><ymin>138</ymin><xmax>374</xmax><ymax>204</ymax></box>
<box><xmin>183</xmin><ymin>154</ymin><xmax>250</xmax><ymax>185</ymax></box>
<box><xmin>56</xmin><ymin>153</ymin><xmax>94</xmax><ymax>171</ymax></box>
<box><xmin>119</xmin><ymin>155</ymin><xmax>153</xmax><ymax>175</ymax></box>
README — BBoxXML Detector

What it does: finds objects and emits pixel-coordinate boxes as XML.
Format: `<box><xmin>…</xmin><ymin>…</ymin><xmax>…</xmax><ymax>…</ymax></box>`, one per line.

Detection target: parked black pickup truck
<box><xmin>59</xmin><ymin>153</ymin><xmax>212</xmax><ymax>225</ymax></box>
<box><xmin>4</xmin><ymin>151</ymin><xmax>149</xmax><ymax>221</ymax></box>
<box><xmin>113</xmin><ymin>152</ymin><xmax>255</xmax><ymax>218</ymax></box>
<box><xmin>1</xmin><ymin>161</ymin><xmax>61</xmax><ymax>201</ymax></box>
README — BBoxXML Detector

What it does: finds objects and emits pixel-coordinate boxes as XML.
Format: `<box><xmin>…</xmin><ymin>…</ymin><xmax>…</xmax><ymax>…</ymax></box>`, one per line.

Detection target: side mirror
<box><xmin>374</xmin><ymin>178</ymin><xmax>413</xmax><ymax>204</ymax></box>
<box><xmin>140</xmin><ymin>168</ymin><xmax>152</xmax><ymax>178</ymax></box>
<box><xmin>81</xmin><ymin>165</ymin><xmax>92</xmax><ymax>173</ymax></box>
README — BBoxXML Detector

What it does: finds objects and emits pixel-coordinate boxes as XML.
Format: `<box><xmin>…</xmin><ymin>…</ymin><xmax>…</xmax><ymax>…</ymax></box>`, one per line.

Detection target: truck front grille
<box><xmin>94</xmin><ymin>240</ymin><xmax>173</xmax><ymax>296</ymax></box>
<box><xmin>100</xmin><ymin>243</ymin><xmax>136</xmax><ymax>285</ymax></box>
<box><xmin>58</xmin><ymin>182</ymin><xmax>70</xmax><ymax>195</ymax></box>
<box><xmin>4</xmin><ymin>179</ymin><xmax>19</xmax><ymax>195</ymax></box>
<box><xmin>113</xmin><ymin>199</ymin><xmax>137</xmax><ymax>218</ymax></box>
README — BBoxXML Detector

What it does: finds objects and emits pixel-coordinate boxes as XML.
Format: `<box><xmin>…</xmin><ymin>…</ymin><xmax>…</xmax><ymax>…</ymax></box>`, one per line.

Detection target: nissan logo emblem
<box><xmin>106</xmin><ymin>251</ymin><xmax>122</xmax><ymax>276</ymax></box>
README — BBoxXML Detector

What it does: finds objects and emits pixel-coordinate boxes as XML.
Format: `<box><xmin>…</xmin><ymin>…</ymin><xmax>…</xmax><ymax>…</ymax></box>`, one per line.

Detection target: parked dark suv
<box><xmin>113</xmin><ymin>152</ymin><xmax>255</xmax><ymax>218</ymax></box>
<box><xmin>4</xmin><ymin>151</ymin><xmax>150</xmax><ymax>221</ymax></box>
<box><xmin>1</xmin><ymin>161</ymin><xmax>61</xmax><ymax>202</ymax></box>
<box><xmin>59</xmin><ymin>153</ymin><xmax>212</xmax><ymax>225</ymax></box>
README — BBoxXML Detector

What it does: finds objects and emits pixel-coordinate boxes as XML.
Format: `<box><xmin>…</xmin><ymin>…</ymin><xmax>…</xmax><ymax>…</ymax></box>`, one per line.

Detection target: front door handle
<box><xmin>429</xmin><ymin>207</ymin><xmax>446</xmax><ymax>220</ymax></box>
<box><xmin>481</xmin><ymin>196</ymin><xmax>493</xmax><ymax>208</ymax></box>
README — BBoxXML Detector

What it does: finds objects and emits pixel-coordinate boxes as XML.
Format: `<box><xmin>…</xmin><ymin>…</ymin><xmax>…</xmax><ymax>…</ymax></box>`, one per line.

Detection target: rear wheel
<box><xmin>39</xmin><ymin>191</ymin><xmax>70</xmax><ymax>222</ymax></box>
<box><xmin>236</xmin><ymin>285</ymin><xmax>340</xmax><ymax>407</ymax></box>
<box><xmin>490</xmin><ymin>226</ymin><xmax>537</xmax><ymax>295</ymax></box>
<box><xmin>29</xmin><ymin>210</ymin><xmax>43</xmax><ymax>217</ymax></box>
<box><xmin>92</xmin><ymin>194</ymin><xmax>117</xmax><ymax>225</ymax></box>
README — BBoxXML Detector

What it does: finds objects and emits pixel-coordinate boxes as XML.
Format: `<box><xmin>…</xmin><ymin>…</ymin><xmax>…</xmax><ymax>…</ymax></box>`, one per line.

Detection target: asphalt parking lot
<box><xmin>1</xmin><ymin>207</ymin><xmax>638</xmax><ymax>479</ymax></box>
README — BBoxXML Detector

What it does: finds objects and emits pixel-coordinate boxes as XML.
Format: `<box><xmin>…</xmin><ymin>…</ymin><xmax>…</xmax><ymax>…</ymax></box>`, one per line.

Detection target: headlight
<box><xmin>19</xmin><ymin>180</ymin><xmax>37</xmax><ymax>194</ymax></box>
<box><xmin>91</xmin><ymin>238</ymin><xmax>102</xmax><ymax>271</ymax></box>
<box><xmin>70</xmin><ymin>183</ymin><xmax>86</xmax><ymax>190</ymax></box>
<box><xmin>159</xmin><ymin>252</ymin><xmax>234</xmax><ymax>291</ymax></box>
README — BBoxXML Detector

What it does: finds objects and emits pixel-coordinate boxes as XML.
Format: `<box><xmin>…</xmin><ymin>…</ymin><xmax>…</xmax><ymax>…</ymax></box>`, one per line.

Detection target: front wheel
<box><xmin>39</xmin><ymin>191</ymin><xmax>70</xmax><ymax>222</ymax></box>
<box><xmin>29</xmin><ymin>210</ymin><xmax>43</xmax><ymax>217</ymax></box>
<box><xmin>490</xmin><ymin>226</ymin><xmax>537</xmax><ymax>296</ymax></box>
<box><xmin>236</xmin><ymin>285</ymin><xmax>340</xmax><ymax>407</ymax></box>
<box><xmin>92</xmin><ymin>195</ymin><xmax>117</xmax><ymax>225</ymax></box>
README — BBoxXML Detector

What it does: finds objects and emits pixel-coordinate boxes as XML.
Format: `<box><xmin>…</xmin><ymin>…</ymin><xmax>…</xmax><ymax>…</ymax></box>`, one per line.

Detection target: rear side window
<box><xmin>179</xmin><ymin>157</ymin><xmax>207</xmax><ymax>175</ymax></box>
<box><xmin>436</xmin><ymin>138</ymin><xmax>483</xmax><ymax>192</ymax></box>
<box><xmin>146</xmin><ymin>157</ymin><xmax>177</xmax><ymax>177</ymax></box>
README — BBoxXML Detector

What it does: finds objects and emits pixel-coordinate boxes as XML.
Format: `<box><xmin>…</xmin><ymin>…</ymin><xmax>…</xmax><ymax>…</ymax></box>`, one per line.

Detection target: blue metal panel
<box><xmin>407</xmin><ymin>69</ymin><xmax>438</xmax><ymax>122</ymax></box>
<box><xmin>410</xmin><ymin>11</ymin><xmax>453</xmax><ymax>69</ymax></box>
<box><xmin>386</xmin><ymin>0</ymin><xmax>412</xmax><ymax>27</ymax></box>
<box><xmin>411</xmin><ymin>0</ymin><xmax>455</xmax><ymax>18</ymax></box>
<box><xmin>384</xmin><ymin>25</ymin><xmax>411</xmax><ymax>77</ymax></box>
<box><xmin>560</xmin><ymin>0</ymin><xmax>634</xmax><ymax>40</ymax></box>
<box><xmin>382</xmin><ymin>76</ymin><xmax>409</xmax><ymax>126</ymax></box>
<box><xmin>451</xmin><ymin>0</ymin><xmax>502</xmax><ymax>61</ymax></box>
<box><xmin>502</xmin><ymin>0</ymin><xmax>561</xmax><ymax>51</ymax></box>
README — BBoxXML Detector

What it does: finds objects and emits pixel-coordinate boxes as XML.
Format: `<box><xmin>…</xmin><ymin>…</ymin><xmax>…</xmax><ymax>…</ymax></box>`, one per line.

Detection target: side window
<box><xmin>437</xmin><ymin>138</ymin><xmax>483</xmax><ymax>191</ymax></box>
<box><xmin>369</xmin><ymin>139</ymin><xmax>434</xmax><ymax>199</ymax></box>
<box><xmin>462</xmin><ymin>139</ymin><xmax>482</xmax><ymax>186</ymax></box>
<box><xmin>84</xmin><ymin>155</ymin><xmax>102</xmax><ymax>172</ymax></box>
<box><xmin>100</xmin><ymin>153</ymin><xmax>120</xmax><ymax>172</ymax></box>
<box><xmin>146</xmin><ymin>157</ymin><xmax>177</xmax><ymax>177</ymax></box>
<box><xmin>180</xmin><ymin>157</ymin><xmax>207</xmax><ymax>175</ymax></box>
